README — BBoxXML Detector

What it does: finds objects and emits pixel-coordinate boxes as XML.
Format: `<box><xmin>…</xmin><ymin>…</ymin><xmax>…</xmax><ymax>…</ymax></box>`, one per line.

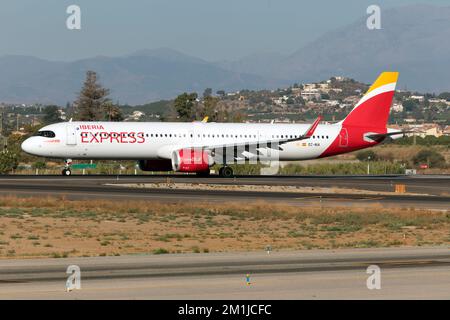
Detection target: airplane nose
<box><xmin>21</xmin><ymin>138</ymin><xmax>36</xmax><ymax>155</ymax></box>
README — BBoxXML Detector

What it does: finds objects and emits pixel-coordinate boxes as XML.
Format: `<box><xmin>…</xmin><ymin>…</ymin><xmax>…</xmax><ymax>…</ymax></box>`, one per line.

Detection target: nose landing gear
<box><xmin>62</xmin><ymin>159</ymin><xmax>72</xmax><ymax>176</ymax></box>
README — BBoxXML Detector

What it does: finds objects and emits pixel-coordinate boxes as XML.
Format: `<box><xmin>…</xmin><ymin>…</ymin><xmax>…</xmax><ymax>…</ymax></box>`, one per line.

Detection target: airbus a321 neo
<box><xmin>22</xmin><ymin>72</ymin><xmax>406</xmax><ymax>177</ymax></box>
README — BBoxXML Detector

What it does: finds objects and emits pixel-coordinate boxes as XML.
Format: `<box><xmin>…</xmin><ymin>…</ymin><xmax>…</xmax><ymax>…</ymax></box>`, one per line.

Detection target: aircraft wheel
<box><xmin>62</xmin><ymin>168</ymin><xmax>72</xmax><ymax>176</ymax></box>
<box><xmin>220</xmin><ymin>166</ymin><xmax>233</xmax><ymax>178</ymax></box>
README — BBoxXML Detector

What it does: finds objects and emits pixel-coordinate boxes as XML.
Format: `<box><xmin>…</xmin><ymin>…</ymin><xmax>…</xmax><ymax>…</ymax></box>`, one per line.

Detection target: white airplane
<box><xmin>22</xmin><ymin>72</ymin><xmax>405</xmax><ymax>177</ymax></box>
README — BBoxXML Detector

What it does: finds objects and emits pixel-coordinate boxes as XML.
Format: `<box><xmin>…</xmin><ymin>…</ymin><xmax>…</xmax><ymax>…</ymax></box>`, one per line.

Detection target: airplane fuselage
<box><xmin>21</xmin><ymin>120</ymin><xmax>371</xmax><ymax>161</ymax></box>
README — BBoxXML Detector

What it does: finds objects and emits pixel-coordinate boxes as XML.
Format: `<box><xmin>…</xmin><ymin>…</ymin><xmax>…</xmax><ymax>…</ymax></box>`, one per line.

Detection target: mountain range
<box><xmin>0</xmin><ymin>4</ymin><xmax>449</xmax><ymax>105</ymax></box>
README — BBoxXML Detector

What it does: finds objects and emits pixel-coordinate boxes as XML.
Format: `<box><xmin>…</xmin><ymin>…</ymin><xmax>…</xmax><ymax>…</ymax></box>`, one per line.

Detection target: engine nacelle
<box><xmin>138</xmin><ymin>159</ymin><xmax>173</xmax><ymax>172</ymax></box>
<box><xmin>171</xmin><ymin>148</ymin><xmax>214</xmax><ymax>172</ymax></box>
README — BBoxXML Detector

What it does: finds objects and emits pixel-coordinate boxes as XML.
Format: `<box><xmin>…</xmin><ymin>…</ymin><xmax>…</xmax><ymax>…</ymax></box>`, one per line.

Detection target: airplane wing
<box><xmin>198</xmin><ymin>116</ymin><xmax>322</xmax><ymax>162</ymax></box>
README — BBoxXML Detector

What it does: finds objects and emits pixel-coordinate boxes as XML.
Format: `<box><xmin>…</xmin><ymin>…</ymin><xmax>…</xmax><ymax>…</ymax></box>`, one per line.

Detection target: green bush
<box><xmin>280</xmin><ymin>162</ymin><xmax>404</xmax><ymax>175</ymax></box>
<box><xmin>356</xmin><ymin>150</ymin><xmax>378</xmax><ymax>162</ymax></box>
<box><xmin>392</xmin><ymin>135</ymin><xmax>450</xmax><ymax>146</ymax></box>
<box><xmin>413</xmin><ymin>149</ymin><xmax>446</xmax><ymax>168</ymax></box>
<box><xmin>0</xmin><ymin>151</ymin><xmax>18</xmax><ymax>174</ymax></box>
<box><xmin>32</xmin><ymin>161</ymin><xmax>46</xmax><ymax>169</ymax></box>
<box><xmin>153</xmin><ymin>248</ymin><xmax>169</xmax><ymax>254</ymax></box>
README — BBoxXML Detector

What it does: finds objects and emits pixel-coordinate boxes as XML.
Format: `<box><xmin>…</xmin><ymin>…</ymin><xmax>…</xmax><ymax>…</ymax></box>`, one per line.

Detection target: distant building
<box><xmin>410</xmin><ymin>95</ymin><xmax>425</xmax><ymax>102</ymax></box>
<box><xmin>419</xmin><ymin>124</ymin><xmax>442</xmax><ymax>138</ymax></box>
<box><xmin>300</xmin><ymin>89</ymin><xmax>320</xmax><ymax>101</ymax></box>
<box><xmin>404</xmin><ymin>123</ymin><xmax>443</xmax><ymax>138</ymax></box>
<box><xmin>428</xmin><ymin>98</ymin><xmax>447</xmax><ymax>104</ymax></box>
<box><xmin>326</xmin><ymin>100</ymin><xmax>340</xmax><ymax>107</ymax></box>
<box><xmin>392</xmin><ymin>103</ymin><xmax>403</xmax><ymax>112</ymax></box>
<box><xmin>126</xmin><ymin>110</ymin><xmax>145</xmax><ymax>121</ymax></box>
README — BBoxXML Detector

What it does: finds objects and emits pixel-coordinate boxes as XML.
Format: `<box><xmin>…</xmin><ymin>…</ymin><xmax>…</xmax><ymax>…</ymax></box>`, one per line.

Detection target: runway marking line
<box><xmin>294</xmin><ymin>196</ymin><xmax>324</xmax><ymax>200</ymax></box>
<box><xmin>295</xmin><ymin>196</ymin><xmax>385</xmax><ymax>201</ymax></box>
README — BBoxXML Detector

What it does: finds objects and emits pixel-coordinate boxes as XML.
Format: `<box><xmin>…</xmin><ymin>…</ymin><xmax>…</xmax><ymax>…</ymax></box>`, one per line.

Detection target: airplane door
<box><xmin>66</xmin><ymin>123</ymin><xmax>77</xmax><ymax>145</ymax></box>
<box><xmin>339</xmin><ymin>128</ymin><xmax>348</xmax><ymax>147</ymax></box>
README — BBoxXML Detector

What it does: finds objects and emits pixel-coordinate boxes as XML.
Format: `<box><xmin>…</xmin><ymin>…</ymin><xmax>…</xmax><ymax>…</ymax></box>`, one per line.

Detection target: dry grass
<box><xmin>0</xmin><ymin>196</ymin><xmax>448</xmax><ymax>259</ymax></box>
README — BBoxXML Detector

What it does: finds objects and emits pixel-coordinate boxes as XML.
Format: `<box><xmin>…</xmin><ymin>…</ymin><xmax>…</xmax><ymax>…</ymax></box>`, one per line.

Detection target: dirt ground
<box><xmin>0</xmin><ymin>196</ymin><xmax>448</xmax><ymax>259</ymax></box>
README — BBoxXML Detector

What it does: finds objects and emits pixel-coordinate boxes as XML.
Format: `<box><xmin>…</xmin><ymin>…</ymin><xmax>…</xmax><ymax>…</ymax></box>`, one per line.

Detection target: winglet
<box><xmin>201</xmin><ymin>116</ymin><xmax>209</xmax><ymax>123</ymax></box>
<box><xmin>304</xmin><ymin>116</ymin><xmax>322</xmax><ymax>138</ymax></box>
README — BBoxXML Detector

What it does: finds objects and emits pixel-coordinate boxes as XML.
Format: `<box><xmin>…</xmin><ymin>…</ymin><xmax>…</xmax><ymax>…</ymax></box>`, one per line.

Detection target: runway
<box><xmin>1</xmin><ymin>247</ymin><xmax>450</xmax><ymax>299</ymax></box>
<box><xmin>0</xmin><ymin>176</ymin><xmax>449</xmax><ymax>299</ymax></box>
<box><xmin>0</xmin><ymin>175</ymin><xmax>448</xmax><ymax>209</ymax></box>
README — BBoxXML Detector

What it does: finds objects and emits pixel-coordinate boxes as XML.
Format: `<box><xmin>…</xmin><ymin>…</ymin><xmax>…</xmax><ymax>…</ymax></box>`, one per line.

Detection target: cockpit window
<box><xmin>35</xmin><ymin>130</ymin><xmax>56</xmax><ymax>138</ymax></box>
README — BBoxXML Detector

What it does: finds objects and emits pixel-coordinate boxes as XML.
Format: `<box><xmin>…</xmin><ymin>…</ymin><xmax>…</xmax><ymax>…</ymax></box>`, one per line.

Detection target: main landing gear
<box><xmin>218</xmin><ymin>166</ymin><xmax>234</xmax><ymax>178</ymax></box>
<box><xmin>62</xmin><ymin>159</ymin><xmax>72</xmax><ymax>176</ymax></box>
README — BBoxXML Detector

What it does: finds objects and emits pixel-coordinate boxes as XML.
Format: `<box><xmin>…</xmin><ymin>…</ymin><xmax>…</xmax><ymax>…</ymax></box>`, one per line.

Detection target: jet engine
<box><xmin>171</xmin><ymin>148</ymin><xmax>214</xmax><ymax>173</ymax></box>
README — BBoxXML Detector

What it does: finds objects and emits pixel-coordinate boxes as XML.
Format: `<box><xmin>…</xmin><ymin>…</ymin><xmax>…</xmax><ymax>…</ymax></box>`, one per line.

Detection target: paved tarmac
<box><xmin>1</xmin><ymin>247</ymin><xmax>450</xmax><ymax>299</ymax></box>
<box><xmin>0</xmin><ymin>175</ymin><xmax>447</xmax><ymax>210</ymax></box>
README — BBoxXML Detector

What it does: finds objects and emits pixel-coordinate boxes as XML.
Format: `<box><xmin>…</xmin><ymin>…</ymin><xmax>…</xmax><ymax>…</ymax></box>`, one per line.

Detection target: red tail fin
<box><xmin>342</xmin><ymin>72</ymin><xmax>398</xmax><ymax>129</ymax></box>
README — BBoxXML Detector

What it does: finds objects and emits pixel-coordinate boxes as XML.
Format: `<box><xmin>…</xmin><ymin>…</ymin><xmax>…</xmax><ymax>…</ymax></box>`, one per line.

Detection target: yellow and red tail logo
<box><xmin>343</xmin><ymin>72</ymin><xmax>399</xmax><ymax>129</ymax></box>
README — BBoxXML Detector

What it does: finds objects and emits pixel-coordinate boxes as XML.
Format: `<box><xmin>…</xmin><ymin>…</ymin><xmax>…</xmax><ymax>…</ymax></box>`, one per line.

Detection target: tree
<box><xmin>203</xmin><ymin>88</ymin><xmax>213</xmax><ymax>98</ymax></box>
<box><xmin>286</xmin><ymin>97</ymin><xmax>295</xmax><ymax>105</ymax></box>
<box><xmin>201</xmin><ymin>96</ymin><xmax>219</xmax><ymax>120</ymax></box>
<box><xmin>173</xmin><ymin>92</ymin><xmax>198</xmax><ymax>121</ymax></box>
<box><xmin>42</xmin><ymin>105</ymin><xmax>62</xmax><ymax>124</ymax></box>
<box><xmin>74</xmin><ymin>71</ymin><xmax>110</xmax><ymax>121</ymax></box>
<box><xmin>402</xmin><ymin>99</ymin><xmax>418</xmax><ymax>112</ymax></box>
<box><xmin>438</xmin><ymin>92</ymin><xmax>450</xmax><ymax>101</ymax></box>
<box><xmin>103</xmin><ymin>101</ymin><xmax>124</xmax><ymax>121</ymax></box>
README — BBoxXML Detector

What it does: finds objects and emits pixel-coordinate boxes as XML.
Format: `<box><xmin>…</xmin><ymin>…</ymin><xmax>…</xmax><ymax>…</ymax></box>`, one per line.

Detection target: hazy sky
<box><xmin>1</xmin><ymin>0</ymin><xmax>448</xmax><ymax>61</ymax></box>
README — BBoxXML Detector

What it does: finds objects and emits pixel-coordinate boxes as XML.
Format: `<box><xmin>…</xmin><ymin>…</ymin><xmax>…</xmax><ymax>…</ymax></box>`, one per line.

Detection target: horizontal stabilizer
<box><xmin>365</xmin><ymin>130</ymin><xmax>418</xmax><ymax>142</ymax></box>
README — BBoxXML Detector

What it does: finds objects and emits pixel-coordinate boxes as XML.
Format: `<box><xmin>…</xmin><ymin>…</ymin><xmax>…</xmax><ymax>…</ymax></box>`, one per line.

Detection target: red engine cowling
<box><xmin>138</xmin><ymin>159</ymin><xmax>173</xmax><ymax>171</ymax></box>
<box><xmin>171</xmin><ymin>148</ymin><xmax>214</xmax><ymax>172</ymax></box>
